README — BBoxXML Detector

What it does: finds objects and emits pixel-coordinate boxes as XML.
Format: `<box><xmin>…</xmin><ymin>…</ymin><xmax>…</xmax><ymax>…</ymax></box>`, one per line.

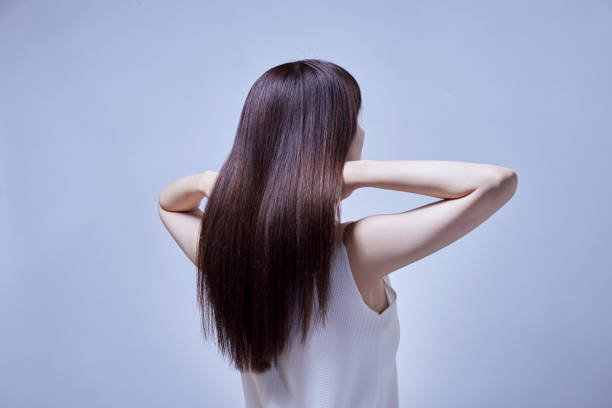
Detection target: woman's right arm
<box><xmin>341</xmin><ymin>160</ymin><xmax>517</xmax><ymax>284</ymax></box>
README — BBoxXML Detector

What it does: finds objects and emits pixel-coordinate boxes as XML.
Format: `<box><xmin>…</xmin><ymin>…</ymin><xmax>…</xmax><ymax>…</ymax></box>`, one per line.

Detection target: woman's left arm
<box><xmin>157</xmin><ymin>171</ymin><xmax>218</xmax><ymax>265</ymax></box>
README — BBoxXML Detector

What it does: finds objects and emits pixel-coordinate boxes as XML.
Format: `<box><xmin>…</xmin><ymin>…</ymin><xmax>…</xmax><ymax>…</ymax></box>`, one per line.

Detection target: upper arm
<box><xmin>158</xmin><ymin>204</ymin><xmax>203</xmax><ymax>266</ymax></box>
<box><xmin>344</xmin><ymin>171</ymin><xmax>518</xmax><ymax>284</ymax></box>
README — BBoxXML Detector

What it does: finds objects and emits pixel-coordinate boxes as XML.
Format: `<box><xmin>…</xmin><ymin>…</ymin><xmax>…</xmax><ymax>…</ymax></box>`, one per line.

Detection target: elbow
<box><xmin>158</xmin><ymin>202</ymin><xmax>167</xmax><ymax>219</ymax></box>
<box><xmin>158</xmin><ymin>192</ymin><xmax>171</xmax><ymax>214</ymax></box>
<box><xmin>481</xmin><ymin>167</ymin><xmax>518</xmax><ymax>200</ymax></box>
<box><xmin>501</xmin><ymin>170</ymin><xmax>518</xmax><ymax>201</ymax></box>
<box><xmin>158</xmin><ymin>190</ymin><xmax>169</xmax><ymax>211</ymax></box>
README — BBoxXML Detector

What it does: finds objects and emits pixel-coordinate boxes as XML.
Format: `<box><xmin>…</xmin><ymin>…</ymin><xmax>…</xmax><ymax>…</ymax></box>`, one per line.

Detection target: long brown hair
<box><xmin>196</xmin><ymin>59</ymin><xmax>362</xmax><ymax>373</ymax></box>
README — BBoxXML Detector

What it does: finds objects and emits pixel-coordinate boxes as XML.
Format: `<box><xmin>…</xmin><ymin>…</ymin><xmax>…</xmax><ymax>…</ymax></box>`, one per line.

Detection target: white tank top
<box><xmin>240</xmin><ymin>222</ymin><xmax>401</xmax><ymax>407</ymax></box>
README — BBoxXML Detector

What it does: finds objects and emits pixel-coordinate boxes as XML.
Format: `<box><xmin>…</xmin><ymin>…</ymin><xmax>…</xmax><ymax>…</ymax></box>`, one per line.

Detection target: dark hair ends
<box><xmin>196</xmin><ymin>59</ymin><xmax>362</xmax><ymax>373</ymax></box>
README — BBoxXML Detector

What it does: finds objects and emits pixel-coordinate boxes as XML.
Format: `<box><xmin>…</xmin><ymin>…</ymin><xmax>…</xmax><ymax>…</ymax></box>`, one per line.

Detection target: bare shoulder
<box><xmin>342</xmin><ymin>220</ymin><xmax>382</xmax><ymax>287</ymax></box>
<box><xmin>342</xmin><ymin>220</ymin><xmax>390</xmax><ymax>313</ymax></box>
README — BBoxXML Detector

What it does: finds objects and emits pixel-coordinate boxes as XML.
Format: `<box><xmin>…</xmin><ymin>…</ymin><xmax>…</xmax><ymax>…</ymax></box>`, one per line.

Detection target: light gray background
<box><xmin>2</xmin><ymin>1</ymin><xmax>610</xmax><ymax>407</ymax></box>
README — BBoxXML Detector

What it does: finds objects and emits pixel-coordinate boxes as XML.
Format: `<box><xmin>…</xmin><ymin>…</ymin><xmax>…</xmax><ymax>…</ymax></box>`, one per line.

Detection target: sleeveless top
<box><xmin>240</xmin><ymin>221</ymin><xmax>401</xmax><ymax>408</ymax></box>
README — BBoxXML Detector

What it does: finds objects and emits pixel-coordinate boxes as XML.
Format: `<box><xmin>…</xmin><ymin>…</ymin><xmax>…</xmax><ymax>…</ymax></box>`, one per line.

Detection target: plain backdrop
<box><xmin>1</xmin><ymin>1</ymin><xmax>611</xmax><ymax>407</ymax></box>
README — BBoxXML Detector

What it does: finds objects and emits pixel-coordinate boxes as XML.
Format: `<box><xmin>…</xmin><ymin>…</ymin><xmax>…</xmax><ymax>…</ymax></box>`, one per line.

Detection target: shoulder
<box><xmin>340</xmin><ymin>220</ymin><xmax>390</xmax><ymax>313</ymax></box>
<box><xmin>340</xmin><ymin>220</ymin><xmax>355</xmax><ymax>245</ymax></box>
<box><xmin>340</xmin><ymin>220</ymin><xmax>376</xmax><ymax>287</ymax></box>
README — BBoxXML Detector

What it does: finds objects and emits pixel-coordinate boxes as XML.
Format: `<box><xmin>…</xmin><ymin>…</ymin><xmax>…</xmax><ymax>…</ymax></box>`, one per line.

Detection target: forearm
<box><xmin>158</xmin><ymin>172</ymin><xmax>209</xmax><ymax>212</ymax></box>
<box><xmin>345</xmin><ymin>160</ymin><xmax>515</xmax><ymax>199</ymax></box>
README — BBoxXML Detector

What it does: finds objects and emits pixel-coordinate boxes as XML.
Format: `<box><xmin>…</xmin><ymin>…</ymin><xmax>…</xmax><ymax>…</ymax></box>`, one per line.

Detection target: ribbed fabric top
<box><xmin>240</xmin><ymin>221</ymin><xmax>401</xmax><ymax>408</ymax></box>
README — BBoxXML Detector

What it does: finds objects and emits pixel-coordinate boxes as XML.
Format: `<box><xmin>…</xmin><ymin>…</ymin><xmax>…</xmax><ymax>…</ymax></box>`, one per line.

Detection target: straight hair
<box><xmin>196</xmin><ymin>59</ymin><xmax>362</xmax><ymax>373</ymax></box>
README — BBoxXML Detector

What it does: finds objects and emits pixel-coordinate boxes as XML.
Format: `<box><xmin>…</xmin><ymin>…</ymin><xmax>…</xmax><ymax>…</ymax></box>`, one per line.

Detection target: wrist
<box><xmin>343</xmin><ymin>160</ymin><xmax>370</xmax><ymax>190</ymax></box>
<box><xmin>197</xmin><ymin>171</ymin><xmax>212</xmax><ymax>196</ymax></box>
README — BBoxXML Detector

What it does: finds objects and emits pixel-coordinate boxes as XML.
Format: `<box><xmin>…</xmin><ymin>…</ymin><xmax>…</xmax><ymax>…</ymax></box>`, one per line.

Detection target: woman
<box><xmin>158</xmin><ymin>59</ymin><xmax>518</xmax><ymax>407</ymax></box>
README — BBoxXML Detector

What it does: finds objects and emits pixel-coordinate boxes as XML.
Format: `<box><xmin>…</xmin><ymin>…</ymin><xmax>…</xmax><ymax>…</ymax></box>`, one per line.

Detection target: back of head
<box><xmin>196</xmin><ymin>59</ymin><xmax>362</xmax><ymax>373</ymax></box>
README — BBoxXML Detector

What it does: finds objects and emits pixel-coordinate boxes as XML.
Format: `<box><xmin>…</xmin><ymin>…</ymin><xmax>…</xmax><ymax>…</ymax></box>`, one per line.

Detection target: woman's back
<box><xmin>240</xmin><ymin>221</ymin><xmax>400</xmax><ymax>408</ymax></box>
